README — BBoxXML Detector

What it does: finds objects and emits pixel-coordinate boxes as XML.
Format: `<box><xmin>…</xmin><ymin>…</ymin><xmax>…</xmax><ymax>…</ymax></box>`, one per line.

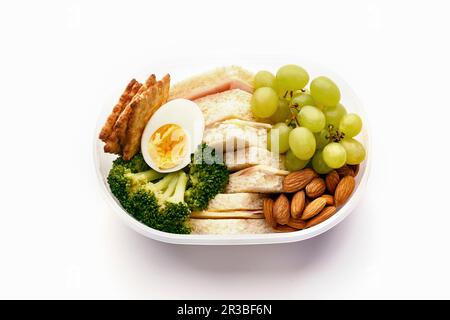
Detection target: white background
<box><xmin>1</xmin><ymin>0</ymin><xmax>449</xmax><ymax>299</ymax></box>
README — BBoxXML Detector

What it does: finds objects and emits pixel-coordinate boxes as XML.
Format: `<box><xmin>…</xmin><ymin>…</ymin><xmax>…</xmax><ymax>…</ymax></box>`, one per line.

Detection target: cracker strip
<box><xmin>99</xmin><ymin>79</ymin><xmax>141</xmax><ymax>141</ymax></box>
<box><xmin>122</xmin><ymin>74</ymin><xmax>170</xmax><ymax>160</ymax></box>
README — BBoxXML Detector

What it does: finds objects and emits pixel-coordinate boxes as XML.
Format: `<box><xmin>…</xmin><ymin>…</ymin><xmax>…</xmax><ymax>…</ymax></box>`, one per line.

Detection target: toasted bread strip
<box><xmin>144</xmin><ymin>74</ymin><xmax>157</xmax><ymax>88</ymax></box>
<box><xmin>103</xmin><ymin>130</ymin><xmax>122</xmax><ymax>154</ymax></box>
<box><xmin>102</xmin><ymin>74</ymin><xmax>157</xmax><ymax>154</ymax></box>
<box><xmin>99</xmin><ymin>79</ymin><xmax>142</xmax><ymax>142</ymax></box>
<box><xmin>122</xmin><ymin>74</ymin><xmax>170</xmax><ymax>160</ymax></box>
<box><xmin>113</xmin><ymin>100</ymin><xmax>134</xmax><ymax>150</ymax></box>
<box><xmin>112</xmin><ymin>74</ymin><xmax>158</xmax><ymax>148</ymax></box>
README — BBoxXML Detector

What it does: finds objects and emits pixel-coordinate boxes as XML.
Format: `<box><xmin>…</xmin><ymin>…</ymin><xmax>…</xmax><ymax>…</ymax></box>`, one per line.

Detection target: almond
<box><xmin>325</xmin><ymin>170</ymin><xmax>340</xmax><ymax>194</ymax></box>
<box><xmin>321</xmin><ymin>194</ymin><xmax>334</xmax><ymax>206</ymax></box>
<box><xmin>263</xmin><ymin>198</ymin><xmax>276</xmax><ymax>227</ymax></box>
<box><xmin>305</xmin><ymin>178</ymin><xmax>326</xmax><ymax>198</ymax></box>
<box><xmin>305</xmin><ymin>197</ymin><xmax>311</xmax><ymax>207</ymax></box>
<box><xmin>273</xmin><ymin>224</ymin><xmax>297</xmax><ymax>232</ymax></box>
<box><xmin>283</xmin><ymin>168</ymin><xmax>318</xmax><ymax>193</ymax></box>
<box><xmin>273</xmin><ymin>194</ymin><xmax>290</xmax><ymax>225</ymax></box>
<box><xmin>336</xmin><ymin>165</ymin><xmax>355</xmax><ymax>178</ymax></box>
<box><xmin>287</xmin><ymin>218</ymin><xmax>307</xmax><ymax>230</ymax></box>
<box><xmin>305</xmin><ymin>206</ymin><xmax>337</xmax><ymax>228</ymax></box>
<box><xmin>334</xmin><ymin>175</ymin><xmax>356</xmax><ymax>207</ymax></box>
<box><xmin>290</xmin><ymin>190</ymin><xmax>305</xmax><ymax>219</ymax></box>
<box><xmin>350</xmin><ymin>164</ymin><xmax>360</xmax><ymax>176</ymax></box>
<box><xmin>301</xmin><ymin>197</ymin><xmax>327</xmax><ymax>220</ymax></box>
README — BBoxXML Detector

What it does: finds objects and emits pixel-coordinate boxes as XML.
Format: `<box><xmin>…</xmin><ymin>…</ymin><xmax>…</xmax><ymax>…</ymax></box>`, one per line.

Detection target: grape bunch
<box><xmin>251</xmin><ymin>64</ymin><xmax>366</xmax><ymax>174</ymax></box>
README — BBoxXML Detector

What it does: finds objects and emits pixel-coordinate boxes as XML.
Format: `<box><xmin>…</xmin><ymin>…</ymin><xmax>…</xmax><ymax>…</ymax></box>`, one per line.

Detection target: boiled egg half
<box><xmin>141</xmin><ymin>99</ymin><xmax>205</xmax><ymax>173</ymax></box>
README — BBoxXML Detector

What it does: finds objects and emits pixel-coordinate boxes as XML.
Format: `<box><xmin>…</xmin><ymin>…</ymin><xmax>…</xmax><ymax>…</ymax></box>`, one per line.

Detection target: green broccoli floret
<box><xmin>107</xmin><ymin>162</ymin><xmax>131</xmax><ymax>207</ymax></box>
<box><xmin>185</xmin><ymin>144</ymin><xmax>230</xmax><ymax>211</ymax></box>
<box><xmin>107</xmin><ymin>155</ymin><xmax>163</xmax><ymax>212</ymax></box>
<box><xmin>129</xmin><ymin>171</ymin><xmax>191</xmax><ymax>234</ymax></box>
<box><xmin>107</xmin><ymin>154</ymin><xmax>191</xmax><ymax>234</ymax></box>
<box><xmin>160</xmin><ymin>171</ymin><xmax>191</xmax><ymax>234</ymax></box>
<box><xmin>112</xmin><ymin>153</ymin><xmax>150</xmax><ymax>173</ymax></box>
<box><xmin>107</xmin><ymin>146</ymin><xmax>228</xmax><ymax>234</ymax></box>
<box><xmin>125</xmin><ymin>170</ymin><xmax>166</xmax><ymax>193</ymax></box>
<box><xmin>107</xmin><ymin>153</ymin><xmax>154</xmax><ymax>208</ymax></box>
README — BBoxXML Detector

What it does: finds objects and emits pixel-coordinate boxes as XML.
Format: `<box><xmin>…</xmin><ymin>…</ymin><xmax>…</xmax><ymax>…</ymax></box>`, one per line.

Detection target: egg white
<box><xmin>141</xmin><ymin>99</ymin><xmax>205</xmax><ymax>173</ymax></box>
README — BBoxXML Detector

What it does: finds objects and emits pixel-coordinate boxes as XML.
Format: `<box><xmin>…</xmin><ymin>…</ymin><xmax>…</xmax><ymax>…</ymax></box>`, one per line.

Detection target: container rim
<box><xmin>92</xmin><ymin>54</ymin><xmax>372</xmax><ymax>245</ymax></box>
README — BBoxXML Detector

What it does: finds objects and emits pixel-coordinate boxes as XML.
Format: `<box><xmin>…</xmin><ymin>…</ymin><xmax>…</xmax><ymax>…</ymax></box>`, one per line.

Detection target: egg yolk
<box><xmin>148</xmin><ymin>124</ymin><xmax>188</xmax><ymax>169</ymax></box>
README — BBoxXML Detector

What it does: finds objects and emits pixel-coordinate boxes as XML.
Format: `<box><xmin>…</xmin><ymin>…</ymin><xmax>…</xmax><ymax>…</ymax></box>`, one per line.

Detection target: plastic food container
<box><xmin>93</xmin><ymin>54</ymin><xmax>371</xmax><ymax>245</ymax></box>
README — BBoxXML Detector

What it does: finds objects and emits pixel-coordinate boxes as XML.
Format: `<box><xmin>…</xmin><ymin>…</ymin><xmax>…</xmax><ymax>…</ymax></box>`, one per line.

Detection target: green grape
<box><xmin>310</xmin><ymin>76</ymin><xmax>341</xmax><ymax>107</ymax></box>
<box><xmin>315</xmin><ymin>129</ymin><xmax>330</xmax><ymax>149</ymax></box>
<box><xmin>254</xmin><ymin>70</ymin><xmax>276</xmax><ymax>89</ymax></box>
<box><xmin>312</xmin><ymin>150</ymin><xmax>333</xmax><ymax>174</ymax></box>
<box><xmin>285</xmin><ymin>149</ymin><xmax>309</xmax><ymax>171</ymax></box>
<box><xmin>290</xmin><ymin>93</ymin><xmax>316</xmax><ymax>108</ymax></box>
<box><xmin>293</xmin><ymin>90</ymin><xmax>305</xmax><ymax>97</ymax></box>
<box><xmin>340</xmin><ymin>138</ymin><xmax>366</xmax><ymax>164</ymax></box>
<box><xmin>339</xmin><ymin>113</ymin><xmax>362</xmax><ymax>138</ymax></box>
<box><xmin>324</xmin><ymin>103</ymin><xmax>347</xmax><ymax>128</ymax></box>
<box><xmin>270</xmin><ymin>99</ymin><xmax>292</xmax><ymax>123</ymax></box>
<box><xmin>275</xmin><ymin>64</ymin><xmax>309</xmax><ymax>97</ymax></box>
<box><xmin>251</xmin><ymin>87</ymin><xmax>278</xmax><ymax>118</ymax></box>
<box><xmin>268</xmin><ymin>123</ymin><xmax>291</xmax><ymax>153</ymax></box>
<box><xmin>296</xmin><ymin>106</ymin><xmax>326</xmax><ymax>133</ymax></box>
<box><xmin>288</xmin><ymin>127</ymin><xmax>316</xmax><ymax>160</ymax></box>
<box><xmin>323</xmin><ymin>142</ymin><xmax>347</xmax><ymax>168</ymax></box>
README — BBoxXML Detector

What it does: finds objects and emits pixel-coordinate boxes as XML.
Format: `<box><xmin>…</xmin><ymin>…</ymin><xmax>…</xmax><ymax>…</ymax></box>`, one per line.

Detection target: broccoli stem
<box><xmin>125</xmin><ymin>169</ymin><xmax>164</xmax><ymax>192</ymax></box>
<box><xmin>152</xmin><ymin>172</ymin><xmax>177</xmax><ymax>192</ymax></box>
<box><xmin>167</xmin><ymin>171</ymin><xmax>188</xmax><ymax>204</ymax></box>
<box><xmin>126</xmin><ymin>170</ymin><xmax>164</xmax><ymax>185</ymax></box>
<box><xmin>159</xmin><ymin>173</ymin><xmax>179</xmax><ymax>202</ymax></box>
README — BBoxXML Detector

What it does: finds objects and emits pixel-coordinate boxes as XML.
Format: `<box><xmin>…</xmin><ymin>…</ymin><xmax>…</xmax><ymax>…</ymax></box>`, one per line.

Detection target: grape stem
<box><xmin>286</xmin><ymin>100</ymin><xmax>301</xmax><ymax>128</ymax></box>
<box><xmin>283</xmin><ymin>88</ymin><xmax>307</xmax><ymax>99</ymax></box>
<box><xmin>283</xmin><ymin>90</ymin><xmax>295</xmax><ymax>99</ymax></box>
<box><xmin>287</xmin><ymin>108</ymin><xmax>300</xmax><ymax>128</ymax></box>
<box><xmin>326</xmin><ymin>124</ymin><xmax>345</xmax><ymax>142</ymax></box>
